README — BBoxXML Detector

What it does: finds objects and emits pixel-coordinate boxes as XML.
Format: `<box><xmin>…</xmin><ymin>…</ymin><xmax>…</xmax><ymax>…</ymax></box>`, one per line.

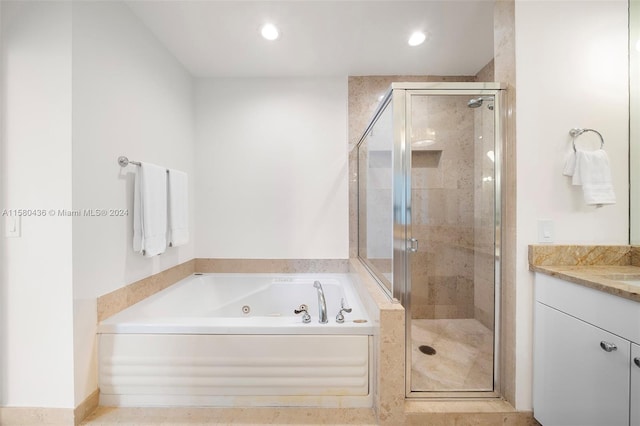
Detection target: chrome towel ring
<box><xmin>569</xmin><ymin>128</ymin><xmax>604</xmax><ymax>152</ymax></box>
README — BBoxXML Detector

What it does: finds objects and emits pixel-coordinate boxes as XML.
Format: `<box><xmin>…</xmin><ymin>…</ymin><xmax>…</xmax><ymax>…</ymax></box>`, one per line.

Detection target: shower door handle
<box><xmin>408</xmin><ymin>238</ymin><xmax>419</xmax><ymax>253</ymax></box>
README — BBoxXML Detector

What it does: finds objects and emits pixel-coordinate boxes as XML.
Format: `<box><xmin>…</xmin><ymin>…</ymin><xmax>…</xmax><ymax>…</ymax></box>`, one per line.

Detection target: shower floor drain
<box><xmin>418</xmin><ymin>345</ymin><xmax>437</xmax><ymax>355</ymax></box>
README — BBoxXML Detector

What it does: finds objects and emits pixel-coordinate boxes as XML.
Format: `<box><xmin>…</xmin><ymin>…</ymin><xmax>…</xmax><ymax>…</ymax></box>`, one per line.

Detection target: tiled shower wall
<box><xmin>348</xmin><ymin>67</ymin><xmax>496</xmax><ymax>324</ymax></box>
<box><xmin>410</xmin><ymin>94</ymin><xmax>475</xmax><ymax>319</ymax></box>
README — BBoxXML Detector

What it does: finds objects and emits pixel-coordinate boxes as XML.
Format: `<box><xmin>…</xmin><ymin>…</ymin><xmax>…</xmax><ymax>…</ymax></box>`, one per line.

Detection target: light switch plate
<box><xmin>5</xmin><ymin>216</ymin><xmax>21</xmax><ymax>238</ymax></box>
<box><xmin>537</xmin><ymin>220</ymin><xmax>554</xmax><ymax>243</ymax></box>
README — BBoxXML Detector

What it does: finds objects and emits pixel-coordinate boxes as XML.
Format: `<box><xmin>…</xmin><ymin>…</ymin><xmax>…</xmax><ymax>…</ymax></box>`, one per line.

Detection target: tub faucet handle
<box><xmin>336</xmin><ymin>298</ymin><xmax>352</xmax><ymax>323</ymax></box>
<box><xmin>294</xmin><ymin>304</ymin><xmax>311</xmax><ymax>323</ymax></box>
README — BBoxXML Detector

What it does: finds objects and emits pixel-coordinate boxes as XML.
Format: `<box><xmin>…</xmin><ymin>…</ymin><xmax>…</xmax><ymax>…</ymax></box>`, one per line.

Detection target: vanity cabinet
<box><xmin>534</xmin><ymin>274</ymin><xmax>640</xmax><ymax>426</ymax></box>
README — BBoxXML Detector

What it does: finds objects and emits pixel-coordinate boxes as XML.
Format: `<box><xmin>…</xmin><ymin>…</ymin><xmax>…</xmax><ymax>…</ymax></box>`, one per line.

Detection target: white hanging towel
<box><xmin>167</xmin><ymin>169</ymin><xmax>189</xmax><ymax>247</ymax></box>
<box><xmin>562</xmin><ymin>151</ymin><xmax>576</xmax><ymax>177</ymax></box>
<box><xmin>133</xmin><ymin>162</ymin><xmax>168</xmax><ymax>257</ymax></box>
<box><xmin>571</xmin><ymin>149</ymin><xmax>616</xmax><ymax>206</ymax></box>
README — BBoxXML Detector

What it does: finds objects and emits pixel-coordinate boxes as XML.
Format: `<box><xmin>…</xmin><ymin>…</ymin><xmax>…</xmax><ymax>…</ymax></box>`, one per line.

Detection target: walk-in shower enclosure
<box><xmin>357</xmin><ymin>82</ymin><xmax>505</xmax><ymax>397</ymax></box>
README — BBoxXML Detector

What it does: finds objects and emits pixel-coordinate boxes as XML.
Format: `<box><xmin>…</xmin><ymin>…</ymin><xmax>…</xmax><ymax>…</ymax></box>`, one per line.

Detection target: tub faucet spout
<box><xmin>313</xmin><ymin>281</ymin><xmax>328</xmax><ymax>324</ymax></box>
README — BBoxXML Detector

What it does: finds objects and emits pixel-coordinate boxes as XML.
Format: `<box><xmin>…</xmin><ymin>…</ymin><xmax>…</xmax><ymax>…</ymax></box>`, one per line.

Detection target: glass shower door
<box><xmin>358</xmin><ymin>99</ymin><xmax>394</xmax><ymax>295</ymax></box>
<box><xmin>405</xmin><ymin>91</ymin><xmax>498</xmax><ymax>394</ymax></box>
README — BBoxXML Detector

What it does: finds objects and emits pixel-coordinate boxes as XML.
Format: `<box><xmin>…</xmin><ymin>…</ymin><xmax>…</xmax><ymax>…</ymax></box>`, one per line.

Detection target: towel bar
<box><xmin>569</xmin><ymin>128</ymin><xmax>604</xmax><ymax>152</ymax></box>
<box><xmin>118</xmin><ymin>156</ymin><xmax>141</xmax><ymax>167</ymax></box>
<box><xmin>118</xmin><ymin>156</ymin><xmax>169</xmax><ymax>173</ymax></box>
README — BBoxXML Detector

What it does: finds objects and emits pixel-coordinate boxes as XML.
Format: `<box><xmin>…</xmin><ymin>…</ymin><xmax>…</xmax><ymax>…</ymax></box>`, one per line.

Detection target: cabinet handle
<box><xmin>634</xmin><ymin>357</ymin><xmax>640</xmax><ymax>368</ymax></box>
<box><xmin>600</xmin><ymin>341</ymin><xmax>618</xmax><ymax>352</ymax></box>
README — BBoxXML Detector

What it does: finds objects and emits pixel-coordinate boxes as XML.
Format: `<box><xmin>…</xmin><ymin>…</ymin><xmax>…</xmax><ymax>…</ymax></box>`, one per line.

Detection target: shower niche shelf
<box><xmin>411</xmin><ymin>149</ymin><xmax>442</xmax><ymax>169</ymax></box>
<box><xmin>411</xmin><ymin>140</ymin><xmax>444</xmax><ymax>151</ymax></box>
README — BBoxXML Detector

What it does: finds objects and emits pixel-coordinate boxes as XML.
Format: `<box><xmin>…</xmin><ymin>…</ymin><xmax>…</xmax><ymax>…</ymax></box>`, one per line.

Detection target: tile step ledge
<box><xmin>404</xmin><ymin>398</ymin><xmax>516</xmax><ymax>414</ymax></box>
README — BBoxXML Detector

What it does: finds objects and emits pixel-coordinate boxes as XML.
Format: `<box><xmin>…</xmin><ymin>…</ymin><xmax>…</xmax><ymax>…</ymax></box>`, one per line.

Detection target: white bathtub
<box><xmin>98</xmin><ymin>273</ymin><xmax>374</xmax><ymax>407</ymax></box>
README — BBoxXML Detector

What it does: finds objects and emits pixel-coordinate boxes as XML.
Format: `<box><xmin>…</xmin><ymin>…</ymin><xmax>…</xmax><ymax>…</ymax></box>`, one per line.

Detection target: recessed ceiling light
<box><xmin>261</xmin><ymin>23</ymin><xmax>279</xmax><ymax>41</ymax></box>
<box><xmin>408</xmin><ymin>31</ymin><xmax>426</xmax><ymax>47</ymax></box>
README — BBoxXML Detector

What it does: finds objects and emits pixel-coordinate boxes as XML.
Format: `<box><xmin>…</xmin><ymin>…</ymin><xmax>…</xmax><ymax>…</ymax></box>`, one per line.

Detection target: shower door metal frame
<box><xmin>389</xmin><ymin>83</ymin><xmax>506</xmax><ymax>399</ymax></box>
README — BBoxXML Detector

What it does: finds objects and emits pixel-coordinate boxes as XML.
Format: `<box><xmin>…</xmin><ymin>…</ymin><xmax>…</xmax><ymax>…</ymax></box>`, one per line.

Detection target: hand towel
<box><xmin>574</xmin><ymin>149</ymin><xmax>616</xmax><ymax>205</ymax></box>
<box><xmin>563</xmin><ymin>151</ymin><xmax>576</xmax><ymax>177</ymax></box>
<box><xmin>133</xmin><ymin>162</ymin><xmax>168</xmax><ymax>257</ymax></box>
<box><xmin>167</xmin><ymin>169</ymin><xmax>189</xmax><ymax>247</ymax></box>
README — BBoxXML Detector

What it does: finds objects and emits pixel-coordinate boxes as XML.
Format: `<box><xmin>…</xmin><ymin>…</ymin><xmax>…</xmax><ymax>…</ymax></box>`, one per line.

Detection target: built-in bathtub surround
<box><xmin>348</xmin><ymin>259</ymin><xmax>405</xmax><ymax>425</ymax></box>
<box><xmin>195</xmin><ymin>258</ymin><xmax>350</xmax><ymax>274</ymax></box>
<box><xmin>98</xmin><ymin>259</ymin><xmax>349</xmax><ymax>322</ymax></box>
<box><xmin>97</xmin><ymin>259</ymin><xmax>195</xmax><ymax>321</ymax></box>
<box><xmin>98</xmin><ymin>272</ymin><xmax>372</xmax><ymax>408</ymax></box>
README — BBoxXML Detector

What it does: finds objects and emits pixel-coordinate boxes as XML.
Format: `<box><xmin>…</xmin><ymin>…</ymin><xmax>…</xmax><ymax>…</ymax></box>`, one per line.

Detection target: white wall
<box><xmin>0</xmin><ymin>1</ymin><xmax>75</xmax><ymax>408</ymax></box>
<box><xmin>514</xmin><ymin>0</ymin><xmax>629</xmax><ymax>410</ymax></box>
<box><xmin>195</xmin><ymin>77</ymin><xmax>348</xmax><ymax>259</ymax></box>
<box><xmin>0</xmin><ymin>0</ymin><xmax>4</xmax><ymax>406</ymax></box>
<box><xmin>71</xmin><ymin>1</ymin><xmax>195</xmax><ymax>404</ymax></box>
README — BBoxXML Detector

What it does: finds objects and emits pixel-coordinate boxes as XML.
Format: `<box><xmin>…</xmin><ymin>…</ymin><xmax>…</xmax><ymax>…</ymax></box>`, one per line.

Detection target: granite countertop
<box><xmin>529</xmin><ymin>245</ymin><xmax>640</xmax><ymax>303</ymax></box>
<box><xmin>529</xmin><ymin>264</ymin><xmax>640</xmax><ymax>303</ymax></box>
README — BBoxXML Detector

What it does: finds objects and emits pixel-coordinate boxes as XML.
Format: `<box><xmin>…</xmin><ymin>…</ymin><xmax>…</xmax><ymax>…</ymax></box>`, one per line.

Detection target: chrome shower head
<box><xmin>467</xmin><ymin>96</ymin><xmax>494</xmax><ymax>110</ymax></box>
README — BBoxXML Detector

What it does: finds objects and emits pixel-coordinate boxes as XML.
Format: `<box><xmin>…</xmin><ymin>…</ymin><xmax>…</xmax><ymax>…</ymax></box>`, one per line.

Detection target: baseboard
<box><xmin>74</xmin><ymin>389</ymin><xmax>100</xmax><ymax>425</ymax></box>
<box><xmin>0</xmin><ymin>389</ymin><xmax>100</xmax><ymax>426</ymax></box>
<box><xmin>403</xmin><ymin>400</ymin><xmax>540</xmax><ymax>426</ymax></box>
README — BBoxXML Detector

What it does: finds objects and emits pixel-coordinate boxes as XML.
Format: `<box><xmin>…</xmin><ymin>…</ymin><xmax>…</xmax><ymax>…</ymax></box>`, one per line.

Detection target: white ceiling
<box><xmin>125</xmin><ymin>1</ymin><xmax>495</xmax><ymax>78</ymax></box>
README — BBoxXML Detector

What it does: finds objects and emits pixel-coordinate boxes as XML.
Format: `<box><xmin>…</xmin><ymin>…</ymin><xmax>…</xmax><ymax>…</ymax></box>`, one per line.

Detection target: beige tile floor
<box><xmin>82</xmin><ymin>407</ymin><xmax>378</xmax><ymax>425</ymax></box>
<box><xmin>410</xmin><ymin>318</ymin><xmax>494</xmax><ymax>392</ymax></box>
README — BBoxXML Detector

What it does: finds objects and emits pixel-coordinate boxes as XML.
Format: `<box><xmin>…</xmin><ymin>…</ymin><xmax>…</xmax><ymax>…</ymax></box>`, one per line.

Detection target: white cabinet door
<box><xmin>534</xmin><ymin>302</ymin><xmax>630</xmax><ymax>426</ymax></box>
<box><xmin>632</xmin><ymin>343</ymin><xmax>640</xmax><ymax>426</ymax></box>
